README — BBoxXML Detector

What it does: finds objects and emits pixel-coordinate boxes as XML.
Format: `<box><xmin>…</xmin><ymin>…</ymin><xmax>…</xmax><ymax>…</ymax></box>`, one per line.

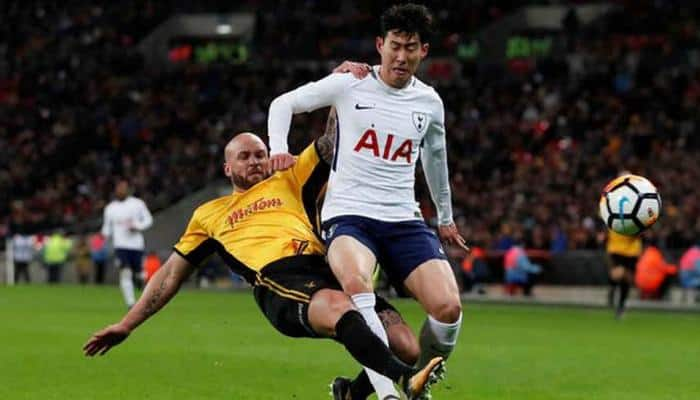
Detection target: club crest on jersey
<box><xmin>322</xmin><ymin>223</ymin><xmax>338</xmax><ymax>240</ymax></box>
<box><xmin>412</xmin><ymin>112</ymin><xmax>428</xmax><ymax>133</ymax></box>
<box><xmin>292</xmin><ymin>238</ymin><xmax>310</xmax><ymax>255</ymax></box>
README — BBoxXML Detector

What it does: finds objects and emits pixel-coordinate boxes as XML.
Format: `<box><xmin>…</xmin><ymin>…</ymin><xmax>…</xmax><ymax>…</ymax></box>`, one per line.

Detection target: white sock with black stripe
<box><xmin>351</xmin><ymin>292</ymin><xmax>400</xmax><ymax>399</ymax></box>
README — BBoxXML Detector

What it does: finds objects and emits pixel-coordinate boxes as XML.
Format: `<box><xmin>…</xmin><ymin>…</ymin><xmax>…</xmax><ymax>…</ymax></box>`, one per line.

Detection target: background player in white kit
<box><xmin>101</xmin><ymin>179</ymin><xmax>153</xmax><ymax>308</ymax></box>
<box><xmin>268</xmin><ymin>4</ymin><xmax>467</xmax><ymax>399</ymax></box>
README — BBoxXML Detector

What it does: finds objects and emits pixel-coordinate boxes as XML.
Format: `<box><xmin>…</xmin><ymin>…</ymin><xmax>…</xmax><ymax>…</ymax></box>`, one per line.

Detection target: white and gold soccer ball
<box><xmin>599</xmin><ymin>174</ymin><xmax>662</xmax><ymax>236</ymax></box>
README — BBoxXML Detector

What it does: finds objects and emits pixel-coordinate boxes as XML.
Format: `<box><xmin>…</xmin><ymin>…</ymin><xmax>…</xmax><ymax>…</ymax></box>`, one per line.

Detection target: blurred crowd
<box><xmin>1</xmin><ymin>1</ymin><xmax>699</xmax><ymax>256</ymax></box>
<box><xmin>438</xmin><ymin>4</ymin><xmax>700</xmax><ymax>251</ymax></box>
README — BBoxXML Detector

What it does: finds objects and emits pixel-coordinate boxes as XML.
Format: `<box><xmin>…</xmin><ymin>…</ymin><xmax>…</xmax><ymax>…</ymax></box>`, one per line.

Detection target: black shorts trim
<box><xmin>255</xmin><ymin>275</ymin><xmax>311</xmax><ymax>303</ymax></box>
<box><xmin>259</xmin><ymin>255</ymin><xmax>342</xmax><ymax>298</ymax></box>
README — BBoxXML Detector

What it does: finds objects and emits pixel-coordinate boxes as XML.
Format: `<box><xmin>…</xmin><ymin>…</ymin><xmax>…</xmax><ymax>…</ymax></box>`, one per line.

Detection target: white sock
<box><xmin>351</xmin><ymin>292</ymin><xmax>399</xmax><ymax>399</ymax></box>
<box><xmin>416</xmin><ymin>312</ymin><xmax>463</xmax><ymax>369</ymax></box>
<box><xmin>119</xmin><ymin>268</ymin><xmax>136</xmax><ymax>307</ymax></box>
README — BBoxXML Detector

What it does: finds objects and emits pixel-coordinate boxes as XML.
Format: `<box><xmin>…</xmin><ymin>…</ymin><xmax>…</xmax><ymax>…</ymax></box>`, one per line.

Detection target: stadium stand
<box><xmin>1</xmin><ymin>1</ymin><xmax>698</xmax><ymax>259</ymax></box>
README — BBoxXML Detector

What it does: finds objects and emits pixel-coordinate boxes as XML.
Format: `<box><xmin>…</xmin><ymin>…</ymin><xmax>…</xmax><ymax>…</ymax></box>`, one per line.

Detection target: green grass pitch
<box><xmin>1</xmin><ymin>285</ymin><xmax>698</xmax><ymax>399</ymax></box>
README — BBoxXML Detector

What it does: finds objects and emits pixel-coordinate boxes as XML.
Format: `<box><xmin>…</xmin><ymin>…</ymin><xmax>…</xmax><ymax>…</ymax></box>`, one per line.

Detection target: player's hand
<box><xmin>438</xmin><ymin>223</ymin><xmax>470</xmax><ymax>253</ymax></box>
<box><xmin>269</xmin><ymin>152</ymin><xmax>296</xmax><ymax>172</ymax></box>
<box><xmin>83</xmin><ymin>323</ymin><xmax>131</xmax><ymax>356</ymax></box>
<box><xmin>333</xmin><ymin>60</ymin><xmax>371</xmax><ymax>79</ymax></box>
<box><xmin>126</xmin><ymin>222</ymin><xmax>139</xmax><ymax>233</ymax></box>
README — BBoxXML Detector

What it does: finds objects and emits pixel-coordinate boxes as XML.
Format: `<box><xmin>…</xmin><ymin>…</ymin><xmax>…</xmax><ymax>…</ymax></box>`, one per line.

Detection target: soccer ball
<box><xmin>599</xmin><ymin>174</ymin><xmax>662</xmax><ymax>236</ymax></box>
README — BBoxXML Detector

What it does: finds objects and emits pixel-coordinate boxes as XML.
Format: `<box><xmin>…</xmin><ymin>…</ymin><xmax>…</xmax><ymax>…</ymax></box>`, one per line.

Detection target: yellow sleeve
<box><xmin>281</xmin><ymin>141</ymin><xmax>330</xmax><ymax>235</ymax></box>
<box><xmin>288</xmin><ymin>141</ymin><xmax>328</xmax><ymax>186</ymax></box>
<box><xmin>173</xmin><ymin>208</ymin><xmax>217</xmax><ymax>266</ymax></box>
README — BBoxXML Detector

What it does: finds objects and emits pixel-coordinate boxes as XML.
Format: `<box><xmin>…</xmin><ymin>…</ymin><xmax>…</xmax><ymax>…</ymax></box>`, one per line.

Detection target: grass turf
<box><xmin>0</xmin><ymin>285</ymin><xmax>698</xmax><ymax>399</ymax></box>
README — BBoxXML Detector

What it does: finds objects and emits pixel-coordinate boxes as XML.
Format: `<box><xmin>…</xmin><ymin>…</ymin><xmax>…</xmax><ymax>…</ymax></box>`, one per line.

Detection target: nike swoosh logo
<box><xmin>355</xmin><ymin>103</ymin><xmax>375</xmax><ymax>110</ymax></box>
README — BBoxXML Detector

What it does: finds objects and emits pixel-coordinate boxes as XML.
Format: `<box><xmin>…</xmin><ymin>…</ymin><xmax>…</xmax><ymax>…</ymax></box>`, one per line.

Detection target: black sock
<box><xmin>349</xmin><ymin>370</ymin><xmax>373</xmax><ymax>400</ymax></box>
<box><xmin>608</xmin><ymin>283</ymin><xmax>617</xmax><ymax>307</ymax></box>
<box><xmin>618</xmin><ymin>282</ymin><xmax>629</xmax><ymax>311</ymax></box>
<box><xmin>335</xmin><ymin>310</ymin><xmax>413</xmax><ymax>382</ymax></box>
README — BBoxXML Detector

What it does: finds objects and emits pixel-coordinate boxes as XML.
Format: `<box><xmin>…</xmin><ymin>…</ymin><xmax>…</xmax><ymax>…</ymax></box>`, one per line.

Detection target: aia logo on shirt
<box><xmin>227</xmin><ymin>197</ymin><xmax>283</xmax><ymax>227</ymax></box>
<box><xmin>353</xmin><ymin>129</ymin><xmax>413</xmax><ymax>163</ymax></box>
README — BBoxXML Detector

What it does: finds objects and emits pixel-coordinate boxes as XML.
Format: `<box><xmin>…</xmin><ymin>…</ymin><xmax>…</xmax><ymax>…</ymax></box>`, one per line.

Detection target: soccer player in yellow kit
<box><xmin>606</xmin><ymin>229</ymin><xmax>642</xmax><ymax>319</ymax></box>
<box><xmin>83</xmin><ymin>109</ymin><xmax>443</xmax><ymax>400</ymax></box>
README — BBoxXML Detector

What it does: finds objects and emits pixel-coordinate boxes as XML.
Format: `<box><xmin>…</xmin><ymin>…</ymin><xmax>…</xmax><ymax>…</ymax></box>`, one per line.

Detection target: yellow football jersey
<box><xmin>174</xmin><ymin>142</ymin><xmax>329</xmax><ymax>284</ymax></box>
<box><xmin>606</xmin><ymin>230</ymin><xmax>642</xmax><ymax>257</ymax></box>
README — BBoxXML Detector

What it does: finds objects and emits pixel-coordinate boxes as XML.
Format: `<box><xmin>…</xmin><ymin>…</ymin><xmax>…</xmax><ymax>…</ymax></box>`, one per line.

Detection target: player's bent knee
<box><xmin>429</xmin><ymin>300</ymin><xmax>462</xmax><ymax>324</ymax></box>
<box><xmin>609</xmin><ymin>266</ymin><xmax>625</xmax><ymax>282</ymax></box>
<box><xmin>327</xmin><ymin>291</ymin><xmax>355</xmax><ymax>317</ymax></box>
<box><xmin>313</xmin><ymin>289</ymin><xmax>354</xmax><ymax>319</ymax></box>
<box><xmin>340</xmin><ymin>275</ymin><xmax>374</xmax><ymax>295</ymax></box>
<box><xmin>308</xmin><ymin>289</ymin><xmax>354</xmax><ymax>336</ymax></box>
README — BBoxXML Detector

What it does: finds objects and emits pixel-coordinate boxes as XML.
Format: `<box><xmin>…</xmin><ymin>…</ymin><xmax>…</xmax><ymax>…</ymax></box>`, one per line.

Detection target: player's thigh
<box><xmin>327</xmin><ymin>235</ymin><xmax>377</xmax><ymax>293</ymax></box>
<box><xmin>403</xmin><ymin>258</ymin><xmax>462</xmax><ymax>323</ymax></box>
<box><xmin>258</xmin><ymin>256</ymin><xmax>348</xmax><ymax>338</ymax></box>
<box><xmin>128</xmin><ymin>250</ymin><xmax>144</xmax><ymax>272</ymax></box>
<box><xmin>114</xmin><ymin>249</ymin><xmax>128</xmax><ymax>268</ymax></box>
<box><xmin>609</xmin><ymin>266</ymin><xmax>625</xmax><ymax>281</ymax></box>
<box><xmin>609</xmin><ymin>254</ymin><xmax>636</xmax><ymax>282</ymax></box>
<box><xmin>253</xmin><ymin>285</ymin><xmax>318</xmax><ymax>338</ymax></box>
<box><xmin>115</xmin><ymin>249</ymin><xmax>142</xmax><ymax>272</ymax></box>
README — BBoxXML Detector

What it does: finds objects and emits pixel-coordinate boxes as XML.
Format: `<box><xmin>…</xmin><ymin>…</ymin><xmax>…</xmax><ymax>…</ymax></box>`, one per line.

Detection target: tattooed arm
<box><xmin>316</xmin><ymin>106</ymin><xmax>337</xmax><ymax>164</ymax></box>
<box><xmin>313</xmin><ymin>61</ymin><xmax>369</xmax><ymax>164</ymax></box>
<box><xmin>83</xmin><ymin>252</ymin><xmax>195</xmax><ymax>356</ymax></box>
<box><xmin>124</xmin><ymin>252</ymin><xmax>194</xmax><ymax>328</ymax></box>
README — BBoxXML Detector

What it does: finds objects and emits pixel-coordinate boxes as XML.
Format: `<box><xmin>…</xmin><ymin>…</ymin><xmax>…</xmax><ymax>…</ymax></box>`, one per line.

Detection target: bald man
<box><xmin>83</xmin><ymin>110</ymin><xmax>444</xmax><ymax>400</ymax></box>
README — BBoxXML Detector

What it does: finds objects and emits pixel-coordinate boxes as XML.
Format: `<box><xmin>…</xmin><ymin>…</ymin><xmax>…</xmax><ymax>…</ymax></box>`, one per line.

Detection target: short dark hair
<box><xmin>380</xmin><ymin>3</ymin><xmax>435</xmax><ymax>44</ymax></box>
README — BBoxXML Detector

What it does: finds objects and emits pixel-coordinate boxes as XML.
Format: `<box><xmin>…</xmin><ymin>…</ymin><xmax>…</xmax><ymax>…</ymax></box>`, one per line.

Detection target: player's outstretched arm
<box><xmin>312</xmin><ymin>62</ymin><xmax>369</xmax><ymax>164</ymax></box>
<box><xmin>268</xmin><ymin>70</ymin><xmax>355</xmax><ymax>171</ymax></box>
<box><xmin>82</xmin><ymin>252</ymin><xmax>195</xmax><ymax>356</ymax></box>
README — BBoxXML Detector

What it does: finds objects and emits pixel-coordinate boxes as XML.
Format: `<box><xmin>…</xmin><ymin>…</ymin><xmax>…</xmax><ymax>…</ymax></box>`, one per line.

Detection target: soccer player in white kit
<box><xmin>101</xmin><ymin>179</ymin><xmax>153</xmax><ymax>308</ymax></box>
<box><xmin>267</xmin><ymin>4</ymin><xmax>467</xmax><ymax>399</ymax></box>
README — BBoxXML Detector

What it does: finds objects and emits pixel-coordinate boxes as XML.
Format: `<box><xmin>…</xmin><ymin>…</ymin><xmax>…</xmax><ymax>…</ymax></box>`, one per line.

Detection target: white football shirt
<box><xmin>101</xmin><ymin>196</ymin><xmax>153</xmax><ymax>250</ymax></box>
<box><xmin>269</xmin><ymin>66</ymin><xmax>452</xmax><ymax>223</ymax></box>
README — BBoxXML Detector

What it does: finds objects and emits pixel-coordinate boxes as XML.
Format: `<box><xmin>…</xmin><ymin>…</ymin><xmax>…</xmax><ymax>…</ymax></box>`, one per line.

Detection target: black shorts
<box><xmin>253</xmin><ymin>255</ymin><xmax>398</xmax><ymax>338</ymax></box>
<box><xmin>609</xmin><ymin>254</ymin><xmax>638</xmax><ymax>271</ymax></box>
<box><xmin>115</xmin><ymin>248</ymin><xmax>143</xmax><ymax>272</ymax></box>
